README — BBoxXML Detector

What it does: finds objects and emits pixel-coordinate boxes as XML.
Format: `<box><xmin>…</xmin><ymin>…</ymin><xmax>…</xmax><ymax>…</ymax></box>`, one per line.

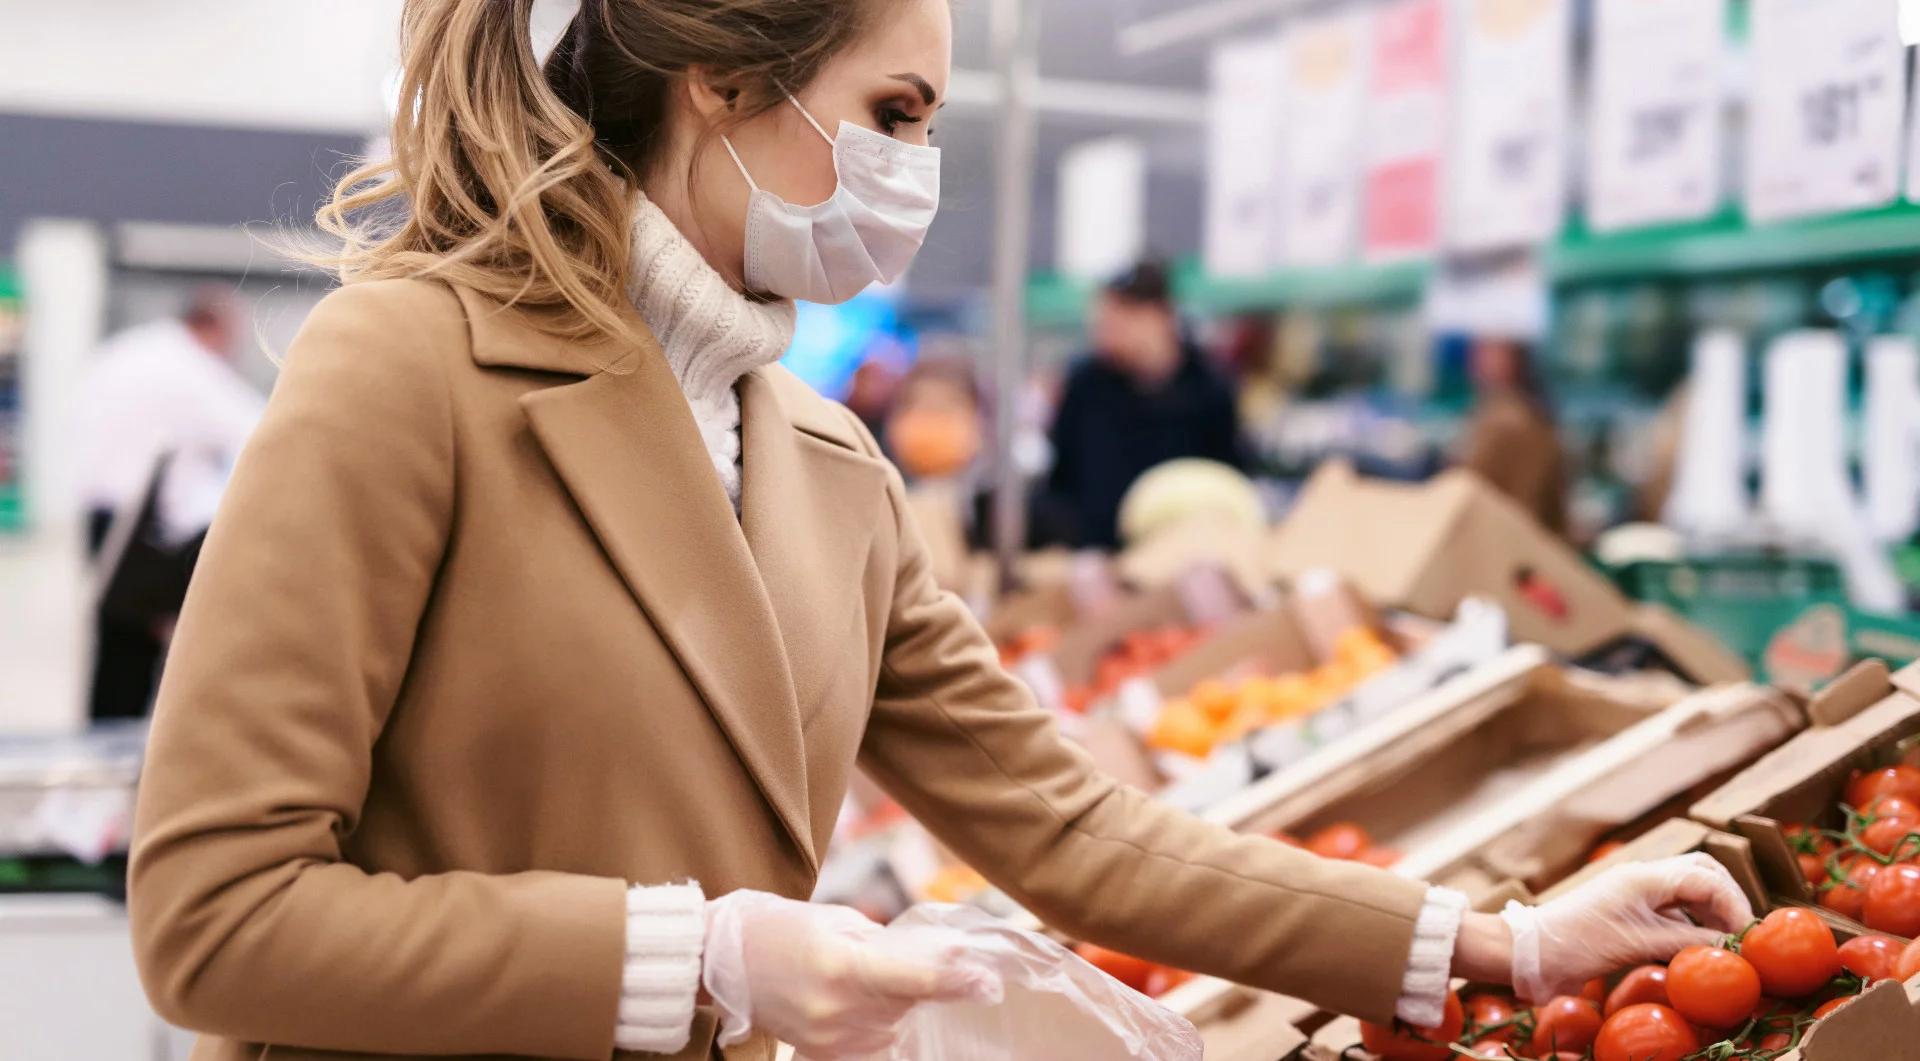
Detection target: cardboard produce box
<box><xmin>1776</xmin><ymin>973</ymin><xmax>1920</xmax><ymax>1061</ymax></box>
<box><xmin>1268</xmin><ymin>461</ymin><xmax>1748</xmax><ymax>683</ymax></box>
<box><xmin>1691</xmin><ymin>659</ymin><xmax>1920</xmax><ymax>939</ymax></box>
<box><xmin>1409</xmin><ymin>682</ymin><xmax>1803</xmax><ymax>899</ymax></box>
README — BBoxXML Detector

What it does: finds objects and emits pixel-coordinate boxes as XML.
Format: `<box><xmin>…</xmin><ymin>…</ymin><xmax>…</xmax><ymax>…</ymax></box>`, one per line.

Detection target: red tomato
<box><xmin>1464</xmin><ymin>992</ymin><xmax>1518</xmax><ymax>1041</ymax></box>
<box><xmin>1814</xmin><ymin>995</ymin><xmax>1855</xmax><ymax>1020</ymax></box>
<box><xmin>1858</xmin><ymin>814</ymin><xmax>1920</xmax><ymax>858</ymax></box>
<box><xmin>1587</xmin><ymin>839</ymin><xmax>1626</xmax><ymax>864</ymax></box>
<box><xmin>1864</xmin><ymin>862</ymin><xmax>1920</xmax><ymax>936</ymax></box>
<box><xmin>1142</xmin><ymin>966</ymin><xmax>1193</xmax><ymax>997</ymax></box>
<box><xmin>1594</xmin><ymin>1004</ymin><xmax>1701</xmax><ymax>1061</ymax></box>
<box><xmin>1838</xmin><ymin>934</ymin><xmax>1904</xmax><ymax>981</ymax></box>
<box><xmin>1529</xmin><ymin>996</ymin><xmax>1603</xmax><ymax>1056</ymax></box>
<box><xmin>1360</xmin><ymin>990</ymin><xmax>1464</xmax><ymax>1061</ymax></box>
<box><xmin>1869</xmin><ymin>795</ymin><xmax>1920</xmax><ymax>820</ymax></box>
<box><xmin>1785</xmin><ymin>823</ymin><xmax>1838</xmax><ymax>857</ymax></box>
<box><xmin>1462</xmin><ymin>1038</ymin><xmax>1513</xmax><ymax>1059</ymax></box>
<box><xmin>1580</xmin><ymin>978</ymin><xmax>1608</xmax><ymax>1006</ymax></box>
<box><xmin>1756</xmin><ymin>1031</ymin><xmax>1794</xmax><ymax>1050</ymax></box>
<box><xmin>1900</xmin><ymin>937</ymin><xmax>1920</xmax><ymax>981</ymax></box>
<box><xmin>1305</xmin><ymin>821</ymin><xmax>1372</xmax><ymax>861</ymax></box>
<box><xmin>1604</xmin><ymin>965</ymin><xmax>1670</xmax><ymax>1016</ymax></box>
<box><xmin>1798</xmin><ymin>851</ymin><xmax>1830</xmax><ymax>887</ymax></box>
<box><xmin>1072</xmin><ymin>943</ymin><xmax>1155</xmax><ymax>993</ymax></box>
<box><xmin>1846</xmin><ymin>765</ymin><xmax>1920</xmax><ymax>811</ymax></box>
<box><xmin>1821</xmin><ymin>858</ymin><xmax>1881</xmax><ymax>920</ymax></box>
<box><xmin>1666</xmin><ymin>946</ymin><xmax>1762</xmax><ymax>1028</ymax></box>
<box><xmin>1743</xmin><ymin>908</ymin><xmax>1842</xmax><ymax>998</ymax></box>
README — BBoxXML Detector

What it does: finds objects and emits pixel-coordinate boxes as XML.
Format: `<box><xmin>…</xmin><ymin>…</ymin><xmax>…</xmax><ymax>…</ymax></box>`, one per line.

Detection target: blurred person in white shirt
<box><xmin>75</xmin><ymin>286</ymin><xmax>264</xmax><ymax>720</ymax></box>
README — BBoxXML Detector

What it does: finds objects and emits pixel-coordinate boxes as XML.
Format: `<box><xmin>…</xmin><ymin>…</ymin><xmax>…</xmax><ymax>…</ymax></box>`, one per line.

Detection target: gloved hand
<box><xmin>702</xmin><ymin>890</ymin><xmax>1003</xmax><ymax>1057</ymax></box>
<box><xmin>1502</xmin><ymin>853</ymin><xmax>1755</xmax><ymax>1003</ymax></box>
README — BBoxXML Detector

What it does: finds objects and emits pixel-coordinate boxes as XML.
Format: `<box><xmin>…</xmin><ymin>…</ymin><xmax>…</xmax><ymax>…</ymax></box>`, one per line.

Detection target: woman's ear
<box><xmin>684</xmin><ymin>66</ymin><xmax>743</xmax><ymax>123</ymax></box>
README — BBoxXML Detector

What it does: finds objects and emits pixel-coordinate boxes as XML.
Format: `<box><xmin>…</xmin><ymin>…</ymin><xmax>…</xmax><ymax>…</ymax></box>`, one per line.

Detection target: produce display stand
<box><xmin>1163</xmin><ymin>669</ymin><xmax>1797</xmax><ymax>1041</ymax></box>
<box><xmin>1691</xmin><ymin>658</ymin><xmax>1920</xmax><ymax>941</ymax></box>
<box><xmin>1302</xmin><ymin>817</ymin><xmax>1916</xmax><ymax>1061</ymax></box>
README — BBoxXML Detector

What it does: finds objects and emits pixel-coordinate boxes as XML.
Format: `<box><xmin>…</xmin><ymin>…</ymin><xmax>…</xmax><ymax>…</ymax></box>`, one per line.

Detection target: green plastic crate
<box><xmin>1610</xmin><ymin>555</ymin><xmax>1850</xmax><ymax>676</ymax></box>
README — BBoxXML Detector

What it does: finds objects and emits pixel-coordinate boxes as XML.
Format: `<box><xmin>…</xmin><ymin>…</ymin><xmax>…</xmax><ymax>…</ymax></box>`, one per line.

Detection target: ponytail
<box><xmin>313</xmin><ymin>0</ymin><xmax>638</xmax><ymax>346</ymax></box>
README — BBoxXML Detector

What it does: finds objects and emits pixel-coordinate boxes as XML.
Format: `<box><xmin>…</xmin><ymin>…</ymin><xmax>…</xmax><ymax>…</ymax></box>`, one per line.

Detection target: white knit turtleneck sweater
<box><xmin>626</xmin><ymin>192</ymin><xmax>796</xmax><ymax>507</ymax></box>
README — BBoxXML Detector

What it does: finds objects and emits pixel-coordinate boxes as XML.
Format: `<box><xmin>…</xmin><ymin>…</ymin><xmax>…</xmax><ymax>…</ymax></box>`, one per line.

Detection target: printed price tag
<box><xmin>1363</xmin><ymin>0</ymin><xmax>1449</xmax><ymax>259</ymax></box>
<box><xmin>1447</xmin><ymin>0</ymin><xmax>1573</xmax><ymax>252</ymax></box>
<box><xmin>1747</xmin><ymin>0</ymin><xmax>1903</xmax><ymax>223</ymax></box>
<box><xmin>1587</xmin><ymin>0</ymin><xmax>1725</xmax><ymax>231</ymax></box>
<box><xmin>1204</xmin><ymin>37</ymin><xmax>1287</xmax><ymax>277</ymax></box>
<box><xmin>1278</xmin><ymin>10</ymin><xmax>1367</xmax><ymax>266</ymax></box>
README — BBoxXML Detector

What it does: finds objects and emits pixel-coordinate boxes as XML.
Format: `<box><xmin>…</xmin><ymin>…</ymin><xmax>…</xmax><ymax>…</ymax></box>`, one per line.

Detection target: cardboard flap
<box><xmin>1807</xmin><ymin>658</ymin><xmax>1893</xmax><ymax>727</ymax></box>
<box><xmin>1893</xmin><ymin>659</ymin><xmax>1920</xmax><ymax>701</ymax></box>
<box><xmin>1690</xmin><ymin>687</ymin><xmax>1920</xmax><ymax>831</ymax></box>
<box><xmin>1628</xmin><ymin>603</ymin><xmax>1753</xmax><ymax>684</ymax></box>
<box><xmin>1791</xmin><ymin>977</ymin><xmax>1920</xmax><ymax>1060</ymax></box>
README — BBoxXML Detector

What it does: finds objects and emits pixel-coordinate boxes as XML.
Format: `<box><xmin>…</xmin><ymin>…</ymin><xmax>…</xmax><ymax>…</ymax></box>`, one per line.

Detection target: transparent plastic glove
<box><xmin>702</xmin><ymin>890</ymin><xmax>1002</xmax><ymax>1057</ymax></box>
<box><xmin>1501</xmin><ymin>853</ymin><xmax>1755</xmax><ymax>1003</ymax></box>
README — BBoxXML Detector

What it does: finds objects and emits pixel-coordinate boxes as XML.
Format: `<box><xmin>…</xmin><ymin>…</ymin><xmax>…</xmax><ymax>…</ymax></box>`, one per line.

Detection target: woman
<box><xmin>128</xmin><ymin>3</ymin><xmax>1749</xmax><ymax>1059</ymax></box>
<box><xmin>1459</xmin><ymin>334</ymin><xmax>1570</xmax><ymax>535</ymax></box>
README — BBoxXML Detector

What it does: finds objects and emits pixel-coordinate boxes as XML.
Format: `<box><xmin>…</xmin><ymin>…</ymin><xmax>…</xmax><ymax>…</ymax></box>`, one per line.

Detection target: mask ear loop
<box><xmin>784</xmin><ymin>93</ymin><xmax>837</xmax><ymax>146</ymax></box>
<box><xmin>721</xmin><ymin>136</ymin><xmax>760</xmax><ymax>192</ymax></box>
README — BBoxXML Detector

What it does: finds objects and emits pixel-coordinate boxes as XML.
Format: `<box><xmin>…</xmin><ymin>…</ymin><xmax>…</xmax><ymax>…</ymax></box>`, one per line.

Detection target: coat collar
<box><xmin>455</xmin><ymin>285</ymin><xmax>888</xmax><ymax>873</ymax></box>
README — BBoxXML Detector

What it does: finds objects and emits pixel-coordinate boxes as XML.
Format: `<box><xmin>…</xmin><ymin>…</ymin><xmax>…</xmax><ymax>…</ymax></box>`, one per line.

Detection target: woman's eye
<box><xmin>876</xmin><ymin>106</ymin><xmax>922</xmax><ymax>137</ymax></box>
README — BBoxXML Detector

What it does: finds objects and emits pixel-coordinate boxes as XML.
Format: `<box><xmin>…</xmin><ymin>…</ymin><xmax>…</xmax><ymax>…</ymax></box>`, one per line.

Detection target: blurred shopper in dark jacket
<box><xmin>1045</xmin><ymin>262</ymin><xmax>1243</xmax><ymax>548</ymax></box>
<box><xmin>1458</xmin><ymin>335</ymin><xmax>1568</xmax><ymax>536</ymax></box>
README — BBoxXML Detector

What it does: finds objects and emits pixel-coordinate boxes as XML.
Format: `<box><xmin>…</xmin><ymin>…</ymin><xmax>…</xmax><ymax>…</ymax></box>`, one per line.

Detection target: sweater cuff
<box><xmin>1395</xmin><ymin>886</ymin><xmax>1468</xmax><ymax>1028</ymax></box>
<box><xmin>614</xmin><ymin>882</ymin><xmax>706</xmax><ymax>1054</ymax></box>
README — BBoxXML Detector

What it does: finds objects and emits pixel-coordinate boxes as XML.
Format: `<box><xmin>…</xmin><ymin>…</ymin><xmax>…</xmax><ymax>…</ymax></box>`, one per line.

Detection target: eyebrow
<box><xmin>888</xmin><ymin>72</ymin><xmax>936</xmax><ymax>105</ymax></box>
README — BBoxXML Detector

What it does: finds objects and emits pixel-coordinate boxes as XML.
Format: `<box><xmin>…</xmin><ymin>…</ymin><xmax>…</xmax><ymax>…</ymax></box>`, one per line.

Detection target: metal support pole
<box><xmin>988</xmin><ymin>0</ymin><xmax>1041</xmax><ymax>591</ymax></box>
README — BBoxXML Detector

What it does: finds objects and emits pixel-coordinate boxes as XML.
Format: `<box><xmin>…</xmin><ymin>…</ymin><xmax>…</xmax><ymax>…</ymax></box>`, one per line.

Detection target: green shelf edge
<box><xmin>1025</xmin><ymin>200</ymin><xmax>1920</xmax><ymax>327</ymax></box>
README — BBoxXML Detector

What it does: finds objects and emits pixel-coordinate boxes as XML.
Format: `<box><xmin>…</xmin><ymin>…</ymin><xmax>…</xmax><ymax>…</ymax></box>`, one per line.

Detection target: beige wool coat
<box><xmin>128</xmin><ymin>279</ymin><xmax>1429</xmax><ymax>1060</ymax></box>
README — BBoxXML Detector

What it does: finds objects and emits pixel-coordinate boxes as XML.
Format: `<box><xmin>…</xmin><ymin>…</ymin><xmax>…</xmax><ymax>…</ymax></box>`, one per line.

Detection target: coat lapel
<box><xmin>738</xmin><ymin>369</ymin><xmax>892</xmax><ymax>853</ymax></box>
<box><xmin>498</xmin><ymin>301</ymin><xmax>818</xmax><ymax>872</ymax></box>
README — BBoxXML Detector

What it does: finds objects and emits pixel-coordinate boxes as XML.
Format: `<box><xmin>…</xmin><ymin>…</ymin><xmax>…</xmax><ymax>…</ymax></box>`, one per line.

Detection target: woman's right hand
<box><xmin>702</xmin><ymin>890</ymin><xmax>1001</xmax><ymax>1057</ymax></box>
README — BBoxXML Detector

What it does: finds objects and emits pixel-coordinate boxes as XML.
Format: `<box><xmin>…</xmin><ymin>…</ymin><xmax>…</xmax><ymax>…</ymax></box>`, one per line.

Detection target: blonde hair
<box><xmin>313</xmin><ymin>0</ymin><xmax>876</xmax><ymax>345</ymax></box>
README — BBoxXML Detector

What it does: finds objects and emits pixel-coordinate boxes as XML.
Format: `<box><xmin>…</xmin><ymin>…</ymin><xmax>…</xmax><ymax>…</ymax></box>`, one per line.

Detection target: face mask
<box><xmin>722</xmin><ymin>95</ymin><xmax>941</xmax><ymax>304</ymax></box>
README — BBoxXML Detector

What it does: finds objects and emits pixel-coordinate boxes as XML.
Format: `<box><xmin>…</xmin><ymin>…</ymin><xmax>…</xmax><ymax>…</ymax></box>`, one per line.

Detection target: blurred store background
<box><xmin>10</xmin><ymin>0</ymin><xmax>1920</xmax><ymax>1056</ymax></box>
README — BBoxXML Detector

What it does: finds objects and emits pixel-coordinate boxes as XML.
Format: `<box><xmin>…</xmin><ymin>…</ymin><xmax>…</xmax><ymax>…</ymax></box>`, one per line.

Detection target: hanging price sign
<box><xmin>1204</xmin><ymin>37</ymin><xmax>1286</xmax><ymax>278</ymax></box>
<box><xmin>1587</xmin><ymin>0</ymin><xmax>1726</xmax><ymax>232</ymax></box>
<box><xmin>1747</xmin><ymin>0</ymin><xmax>1904</xmax><ymax>224</ymax></box>
<box><xmin>1277</xmin><ymin>10</ymin><xmax>1367</xmax><ymax>267</ymax></box>
<box><xmin>1446</xmin><ymin>0</ymin><xmax>1574</xmax><ymax>252</ymax></box>
<box><xmin>1362</xmin><ymin>0</ymin><xmax>1448</xmax><ymax>260</ymax></box>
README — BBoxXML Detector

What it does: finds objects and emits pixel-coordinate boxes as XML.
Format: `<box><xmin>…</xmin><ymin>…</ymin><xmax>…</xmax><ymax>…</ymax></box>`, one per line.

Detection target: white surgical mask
<box><xmin>722</xmin><ymin>95</ymin><xmax>941</xmax><ymax>304</ymax></box>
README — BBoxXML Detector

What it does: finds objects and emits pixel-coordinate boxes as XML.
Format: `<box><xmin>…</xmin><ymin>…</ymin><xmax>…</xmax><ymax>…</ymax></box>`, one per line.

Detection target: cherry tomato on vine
<box><xmin>1784</xmin><ymin>823</ymin><xmax>1837</xmax><ymax>857</ymax></box>
<box><xmin>1666</xmin><ymin>945</ymin><xmax>1761</xmax><ymax>1028</ymax></box>
<box><xmin>1464</xmin><ymin>992</ymin><xmax>1518</xmax><ymax>1041</ymax></box>
<box><xmin>1755</xmin><ymin>1031</ymin><xmax>1794</xmax><ymax>1050</ymax></box>
<box><xmin>1868</xmin><ymin>795</ymin><xmax>1920</xmax><ymax>820</ymax></box>
<box><xmin>1798</xmin><ymin>851</ymin><xmax>1829</xmax><ymax>887</ymax></box>
<box><xmin>1813</xmin><ymin>995</ymin><xmax>1855</xmax><ymax>1020</ymax></box>
<box><xmin>1580</xmin><ymin>978</ymin><xmax>1608</xmax><ymax>1006</ymax></box>
<box><xmin>1846</xmin><ymin>765</ymin><xmax>1920</xmax><ymax>810</ymax></box>
<box><xmin>1743</xmin><ymin>908</ymin><xmax>1841</xmax><ymax>998</ymax></box>
<box><xmin>1359</xmin><ymin>990</ymin><xmax>1462</xmax><ymax>1061</ymax></box>
<box><xmin>1529</xmin><ymin>996</ymin><xmax>1602</xmax><ymax>1056</ymax></box>
<box><xmin>1594</xmin><ymin>1003</ymin><xmax>1700</xmax><ymax>1061</ymax></box>
<box><xmin>1858</xmin><ymin>814</ymin><xmax>1920</xmax><ymax>858</ymax></box>
<box><xmin>1838</xmin><ymin>933</ymin><xmax>1903</xmax><ymax>981</ymax></box>
<box><xmin>1864</xmin><ymin>862</ymin><xmax>1920</xmax><ymax>937</ymax></box>
<box><xmin>1305</xmin><ymin>821</ymin><xmax>1370</xmax><ymax>861</ymax></box>
<box><xmin>1820</xmin><ymin>857</ymin><xmax>1880</xmax><ymax>920</ymax></box>
<box><xmin>1604</xmin><ymin>965</ymin><xmax>1670</xmax><ymax>1016</ymax></box>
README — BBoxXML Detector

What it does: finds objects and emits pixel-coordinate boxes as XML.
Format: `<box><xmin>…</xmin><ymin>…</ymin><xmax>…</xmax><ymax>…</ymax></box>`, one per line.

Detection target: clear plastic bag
<box><xmin>810</xmin><ymin>903</ymin><xmax>1203</xmax><ymax>1061</ymax></box>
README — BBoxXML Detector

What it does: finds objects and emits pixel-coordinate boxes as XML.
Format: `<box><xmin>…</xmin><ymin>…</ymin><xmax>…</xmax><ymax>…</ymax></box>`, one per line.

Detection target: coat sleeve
<box><xmin>128</xmin><ymin>281</ymin><xmax>628</xmax><ymax>1060</ymax></box>
<box><xmin>845</xmin><ymin>412</ymin><xmax>1428</xmax><ymax>1025</ymax></box>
